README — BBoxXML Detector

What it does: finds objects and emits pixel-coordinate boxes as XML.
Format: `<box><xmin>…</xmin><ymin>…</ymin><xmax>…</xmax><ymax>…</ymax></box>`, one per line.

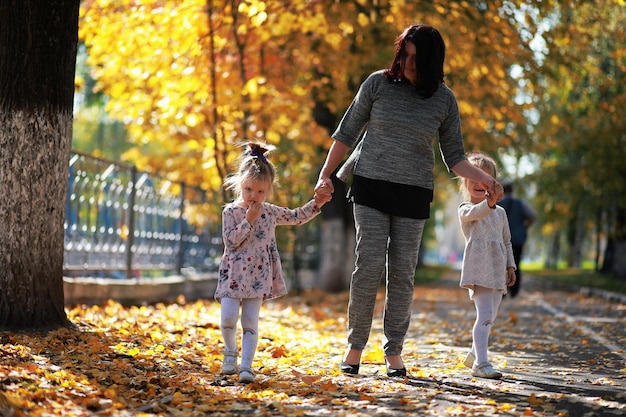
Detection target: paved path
<box><xmin>307</xmin><ymin>273</ymin><xmax>626</xmax><ymax>417</ymax></box>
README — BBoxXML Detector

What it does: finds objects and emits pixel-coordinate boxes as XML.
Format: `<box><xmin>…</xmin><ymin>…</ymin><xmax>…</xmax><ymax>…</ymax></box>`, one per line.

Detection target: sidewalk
<box><xmin>321</xmin><ymin>272</ymin><xmax>626</xmax><ymax>416</ymax></box>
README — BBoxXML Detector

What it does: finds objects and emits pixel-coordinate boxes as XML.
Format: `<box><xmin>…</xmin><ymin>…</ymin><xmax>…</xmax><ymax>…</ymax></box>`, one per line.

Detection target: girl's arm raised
<box><xmin>272</xmin><ymin>200</ymin><xmax>323</xmax><ymax>227</ymax></box>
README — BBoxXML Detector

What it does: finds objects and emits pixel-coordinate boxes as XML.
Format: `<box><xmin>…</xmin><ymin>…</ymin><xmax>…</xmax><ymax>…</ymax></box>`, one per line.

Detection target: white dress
<box><xmin>458</xmin><ymin>199</ymin><xmax>516</xmax><ymax>298</ymax></box>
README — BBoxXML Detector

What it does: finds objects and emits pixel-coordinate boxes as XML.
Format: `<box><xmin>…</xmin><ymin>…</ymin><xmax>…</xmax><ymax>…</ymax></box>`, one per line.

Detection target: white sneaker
<box><xmin>471</xmin><ymin>362</ymin><xmax>502</xmax><ymax>379</ymax></box>
<box><xmin>221</xmin><ymin>350</ymin><xmax>238</xmax><ymax>375</ymax></box>
<box><xmin>463</xmin><ymin>351</ymin><xmax>475</xmax><ymax>368</ymax></box>
<box><xmin>239</xmin><ymin>367</ymin><xmax>255</xmax><ymax>383</ymax></box>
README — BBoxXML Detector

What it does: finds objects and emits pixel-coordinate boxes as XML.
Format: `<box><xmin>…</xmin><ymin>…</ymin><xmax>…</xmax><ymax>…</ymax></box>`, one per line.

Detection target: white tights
<box><xmin>470</xmin><ymin>286</ymin><xmax>503</xmax><ymax>364</ymax></box>
<box><xmin>220</xmin><ymin>297</ymin><xmax>263</xmax><ymax>369</ymax></box>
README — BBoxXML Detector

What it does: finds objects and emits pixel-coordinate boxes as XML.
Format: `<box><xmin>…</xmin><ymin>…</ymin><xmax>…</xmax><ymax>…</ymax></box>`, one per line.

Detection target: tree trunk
<box><xmin>601</xmin><ymin>203</ymin><xmax>626</xmax><ymax>279</ymax></box>
<box><xmin>313</xmin><ymin>101</ymin><xmax>353</xmax><ymax>293</ymax></box>
<box><xmin>595</xmin><ymin>208</ymin><xmax>603</xmax><ymax>271</ymax></box>
<box><xmin>0</xmin><ymin>0</ymin><xmax>79</xmax><ymax>329</ymax></box>
<box><xmin>568</xmin><ymin>204</ymin><xmax>585</xmax><ymax>268</ymax></box>
<box><xmin>545</xmin><ymin>231</ymin><xmax>560</xmax><ymax>269</ymax></box>
<box><xmin>318</xmin><ymin>175</ymin><xmax>353</xmax><ymax>292</ymax></box>
<box><xmin>613</xmin><ymin>239</ymin><xmax>626</xmax><ymax>279</ymax></box>
<box><xmin>611</xmin><ymin>207</ymin><xmax>626</xmax><ymax>279</ymax></box>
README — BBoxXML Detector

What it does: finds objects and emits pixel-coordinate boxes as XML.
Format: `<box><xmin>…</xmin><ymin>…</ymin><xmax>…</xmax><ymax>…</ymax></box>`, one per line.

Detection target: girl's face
<box><xmin>240</xmin><ymin>178</ymin><xmax>270</xmax><ymax>207</ymax></box>
<box><xmin>466</xmin><ymin>167</ymin><xmax>495</xmax><ymax>204</ymax></box>
<box><xmin>402</xmin><ymin>41</ymin><xmax>417</xmax><ymax>84</ymax></box>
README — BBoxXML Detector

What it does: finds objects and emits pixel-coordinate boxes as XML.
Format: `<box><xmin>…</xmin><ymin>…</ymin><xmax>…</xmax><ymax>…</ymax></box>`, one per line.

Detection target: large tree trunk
<box><xmin>0</xmin><ymin>0</ymin><xmax>79</xmax><ymax>329</ymax></box>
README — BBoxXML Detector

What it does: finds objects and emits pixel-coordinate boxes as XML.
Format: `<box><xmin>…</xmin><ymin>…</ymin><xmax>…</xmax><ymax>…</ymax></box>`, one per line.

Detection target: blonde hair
<box><xmin>223</xmin><ymin>142</ymin><xmax>278</xmax><ymax>201</ymax></box>
<box><xmin>460</xmin><ymin>152</ymin><xmax>498</xmax><ymax>201</ymax></box>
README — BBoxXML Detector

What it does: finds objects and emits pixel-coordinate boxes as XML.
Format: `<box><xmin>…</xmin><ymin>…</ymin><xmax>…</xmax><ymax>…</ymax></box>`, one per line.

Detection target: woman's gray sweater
<box><xmin>332</xmin><ymin>70</ymin><xmax>467</xmax><ymax>191</ymax></box>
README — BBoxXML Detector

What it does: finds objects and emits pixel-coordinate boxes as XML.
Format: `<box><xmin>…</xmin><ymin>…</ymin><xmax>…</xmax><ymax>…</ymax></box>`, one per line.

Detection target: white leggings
<box><xmin>220</xmin><ymin>297</ymin><xmax>263</xmax><ymax>369</ymax></box>
<box><xmin>470</xmin><ymin>286</ymin><xmax>503</xmax><ymax>364</ymax></box>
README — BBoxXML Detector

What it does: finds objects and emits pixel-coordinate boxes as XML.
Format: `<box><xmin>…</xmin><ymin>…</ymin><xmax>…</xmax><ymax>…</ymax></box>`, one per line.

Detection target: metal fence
<box><xmin>64</xmin><ymin>150</ymin><xmax>223</xmax><ymax>278</ymax></box>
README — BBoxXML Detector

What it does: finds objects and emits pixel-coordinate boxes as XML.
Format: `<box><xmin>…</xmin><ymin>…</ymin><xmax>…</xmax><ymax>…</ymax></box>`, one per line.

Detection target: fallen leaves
<box><xmin>0</xmin><ymin>283</ymin><xmax>624</xmax><ymax>416</ymax></box>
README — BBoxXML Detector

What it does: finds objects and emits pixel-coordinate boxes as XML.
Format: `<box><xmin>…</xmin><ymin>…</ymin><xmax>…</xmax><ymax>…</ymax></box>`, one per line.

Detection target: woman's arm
<box><xmin>316</xmin><ymin>140</ymin><xmax>351</xmax><ymax>195</ymax></box>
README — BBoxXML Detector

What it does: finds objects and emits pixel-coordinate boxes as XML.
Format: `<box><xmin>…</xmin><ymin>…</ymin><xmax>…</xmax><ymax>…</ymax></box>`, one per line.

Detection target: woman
<box><xmin>315</xmin><ymin>24</ymin><xmax>501</xmax><ymax>377</ymax></box>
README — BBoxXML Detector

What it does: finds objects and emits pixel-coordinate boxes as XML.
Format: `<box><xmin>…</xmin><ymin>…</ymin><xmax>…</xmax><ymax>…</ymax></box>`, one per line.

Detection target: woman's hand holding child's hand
<box><xmin>315</xmin><ymin>177</ymin><xmax>334</xmax><ymax>196</ymax></box>
<box><xmin>314</xmin><ymin>183</ymin><xmax>332</xmax><ymax>207</ymax></box>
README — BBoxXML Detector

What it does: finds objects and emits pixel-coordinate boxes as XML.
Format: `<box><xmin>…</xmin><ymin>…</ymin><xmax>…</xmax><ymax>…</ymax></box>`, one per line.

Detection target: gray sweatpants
<box><xmin>347</xmin><ymin>203</ymin><xmax>425</xmax><ymax>356</ymax></box>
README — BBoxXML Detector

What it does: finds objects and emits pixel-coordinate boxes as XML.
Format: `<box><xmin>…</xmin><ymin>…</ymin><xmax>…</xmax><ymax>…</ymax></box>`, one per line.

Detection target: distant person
<box><xmin>497</xmin><ymin>182</ymin><xmax>537</xmax><ymax>298</ymax></box>
<box><xmin>458</xmin><ymin>153</ymin><xmax>516</xmax><ymax>379</ymax></box>
<box><xmin>215</xmin><ymin>142</ymin><xmax>330</xmax><ymax>383</ymax></box>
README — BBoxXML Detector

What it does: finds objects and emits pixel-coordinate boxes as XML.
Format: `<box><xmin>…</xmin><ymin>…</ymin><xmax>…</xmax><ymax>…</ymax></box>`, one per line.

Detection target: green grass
<box><xmin>523</xmin><ymin>263</ymin><xmax>626</xmax><ymax>295</ymax></box>
<box><xmin>408</xmin><ymin>262</ymin><xmax>626</xmax><ymax>296</ymax></box>
<box><xmin>415</xmin><ymin>262</ymin><xmax>626</xmax><ymax>296</ymax></box>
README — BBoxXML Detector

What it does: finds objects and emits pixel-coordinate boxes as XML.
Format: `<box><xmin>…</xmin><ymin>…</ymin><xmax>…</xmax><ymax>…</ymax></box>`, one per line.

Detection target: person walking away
<box><xmin>458</xmin><ymin>153</ymin><xmax>516</xmax><ymax>379</ymax></box>
<box><xmin>497</xmin><ymin>183</ymin><xmax>536</xmax><ymax>298</ymax></box>
<box><xmin>315</xmin><ymin>24</ymin><xmax>502</xmax><ymax>377</ymax></box>
<box><xmin>216</xmin><ymin>142</ymin><xmax>330</xmax><ymax>383</ymax></box>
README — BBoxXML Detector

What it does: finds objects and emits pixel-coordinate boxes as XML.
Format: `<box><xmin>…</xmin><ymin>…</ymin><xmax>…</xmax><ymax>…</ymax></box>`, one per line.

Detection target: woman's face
<box><xmin>402</xmin><ymin>41</ymin><xmax>417</xmax><ymax>84</ymax></box>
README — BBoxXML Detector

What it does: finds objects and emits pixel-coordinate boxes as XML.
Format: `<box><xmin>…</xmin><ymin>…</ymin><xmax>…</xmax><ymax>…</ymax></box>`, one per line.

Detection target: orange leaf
<box><xmin>291</xmin><ymin>369</ymin><xmax>322</xmax><ymax>385</ymax></box>
<box><xmin>359</xmin><ymin>394</ymin><xmax>376</xmax><ymax>402</ymax></box>
<box><xmin>528</xmin><ymin>393</ymin><xmax>545</xmax><ymax>406</ymax></box>
<box><xmin>270</xmin><ymin>344</ymin><xmax>289</xmax><ymax>358</ymax></box>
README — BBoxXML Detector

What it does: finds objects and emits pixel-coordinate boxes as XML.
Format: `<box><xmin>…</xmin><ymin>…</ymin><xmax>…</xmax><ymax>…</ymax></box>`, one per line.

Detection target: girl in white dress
<box><xmin>216</xmin><ymin>142</ymin><xmax>330</xmax><ymax>383</ymax></box>
<box><xmin>458</xmin><ymin>153</ymin><xmax>516</xmax><ymax>379</ymax></box>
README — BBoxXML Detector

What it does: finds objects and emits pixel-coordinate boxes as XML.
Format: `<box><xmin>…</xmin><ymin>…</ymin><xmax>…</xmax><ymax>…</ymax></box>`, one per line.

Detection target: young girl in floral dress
<box><xmin>215</xmin><ymin>142</ymin><xmax>330</xmax><ymax>383</ymax></box>
<box><xmin>458</xmin><ymin>152</ymin><xmax>515</xmax><ymax>379</ymax></box>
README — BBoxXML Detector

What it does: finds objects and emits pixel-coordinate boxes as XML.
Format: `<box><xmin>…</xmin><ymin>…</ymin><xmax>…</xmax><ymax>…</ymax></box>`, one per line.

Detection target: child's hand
<box><xmin>506</xmin><ymin>267</ymin><xmax>516</xmax><ymax>287</ymax></box>
<box><xmin>246</xmin><ymin>202</ymin><xmax>262</xmax><ymax>224</ymax></box>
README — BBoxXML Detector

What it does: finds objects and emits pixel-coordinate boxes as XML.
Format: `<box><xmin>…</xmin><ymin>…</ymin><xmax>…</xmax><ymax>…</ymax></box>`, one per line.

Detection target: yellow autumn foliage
<box><xmin>78</xmin><ymin>0</ymin><xmax>546</xmax><ymax>215</ymax></box>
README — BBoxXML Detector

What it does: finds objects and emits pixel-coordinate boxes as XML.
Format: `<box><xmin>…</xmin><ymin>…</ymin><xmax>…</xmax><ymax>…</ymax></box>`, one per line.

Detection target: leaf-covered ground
<box><xmin>1</xmin><ymin>275</ymin><xmax>625</xmax><ymax>416</ymax></box>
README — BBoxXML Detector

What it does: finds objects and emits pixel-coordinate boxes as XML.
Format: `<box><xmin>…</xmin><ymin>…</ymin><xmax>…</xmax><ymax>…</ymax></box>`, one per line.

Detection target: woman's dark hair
<box><xmin>384</xmin><ymin>24</ymin><xmax>446</xmax><ymax>98</ymax></box>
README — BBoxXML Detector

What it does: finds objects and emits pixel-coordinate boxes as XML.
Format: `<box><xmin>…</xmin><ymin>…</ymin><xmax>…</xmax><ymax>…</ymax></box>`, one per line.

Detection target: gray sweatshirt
<box><xmin>333</xmin><ymin>70</ymin><xmax>467</xmax><ymax>190</ymax></box>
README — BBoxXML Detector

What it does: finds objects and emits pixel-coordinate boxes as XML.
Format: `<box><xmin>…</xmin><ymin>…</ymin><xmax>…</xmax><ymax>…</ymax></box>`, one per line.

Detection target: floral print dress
<box><xmin>215</xmin><ymin>200</ymin><xmax>322</xmax><ymax>302</ymax></box>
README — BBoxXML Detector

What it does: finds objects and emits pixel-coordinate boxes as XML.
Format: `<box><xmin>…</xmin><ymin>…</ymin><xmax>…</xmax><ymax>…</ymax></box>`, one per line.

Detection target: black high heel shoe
<box><xmin>340</xmin><ymin>362</ymin><xmax>360</xmax><ymax>375</ymax></box>
<box><xmin>385</xmin><ymin>355</ymin><xmax>407</xmax><ymax>377</ymax></box>
<box><xmin>386</xmin><ymin>366</ymin><xmax>407</xmax><ymax>377</ymax></box>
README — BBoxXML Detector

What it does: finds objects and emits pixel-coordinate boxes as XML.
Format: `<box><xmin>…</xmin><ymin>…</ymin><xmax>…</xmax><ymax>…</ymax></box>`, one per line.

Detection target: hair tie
<box><xmin>250</xmin><ymin>149</ymin><xmax>268</xmax><ymax>163</ymax></box>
